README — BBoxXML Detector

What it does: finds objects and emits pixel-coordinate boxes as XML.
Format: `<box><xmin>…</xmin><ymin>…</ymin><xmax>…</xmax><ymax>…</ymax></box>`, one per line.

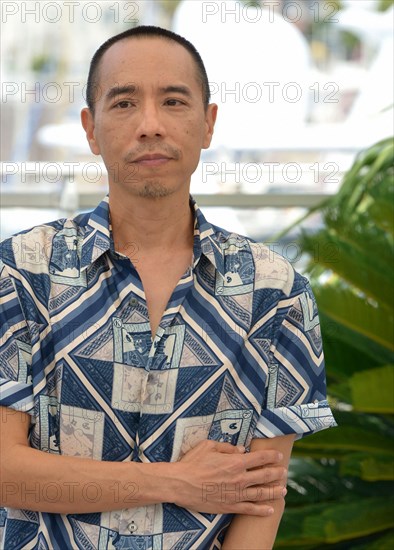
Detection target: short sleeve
<box><xmin>252</xmin><ymin>273</ymin><xmax>337</xmax><ymax>440</ymax></box>
<box><xmin>0</xmin><ymin>260</ymin><xmax>34</xmax><ymax>415</ymax></box>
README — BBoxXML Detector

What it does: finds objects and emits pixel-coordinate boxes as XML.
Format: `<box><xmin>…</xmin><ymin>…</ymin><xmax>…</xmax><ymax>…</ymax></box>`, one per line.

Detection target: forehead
<box><xmin>97</xmin><ymin>36</ymin><xmax>201</xmax><ymax>91</ymax></box>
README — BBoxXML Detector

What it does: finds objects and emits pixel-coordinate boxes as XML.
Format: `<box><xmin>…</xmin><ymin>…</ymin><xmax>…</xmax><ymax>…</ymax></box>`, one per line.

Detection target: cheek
<box><xmin>96</xmin><ymin>127</ymin><xmax>123</xmax><ymax>154</ymax></box>
<box><xmin>183</xmin><ymin>119</ymin><xmax>205</xmax><ymax>144</ymax></box>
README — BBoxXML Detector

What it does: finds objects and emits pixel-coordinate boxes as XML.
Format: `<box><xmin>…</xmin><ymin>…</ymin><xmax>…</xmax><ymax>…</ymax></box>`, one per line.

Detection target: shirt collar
<box><xmin>189</xmin><ymin>195</ymin><xmax>226</xmax><ymax>276</ymax></box>
<box><xmin>80</xmin><ymin>194</ymin><xmax>226</xmax><ymax>277</ymax></box>
<box><xmin>80</xmin><ymin>195</ymin><xmax>111</xmax><ymax>270</ymax></box>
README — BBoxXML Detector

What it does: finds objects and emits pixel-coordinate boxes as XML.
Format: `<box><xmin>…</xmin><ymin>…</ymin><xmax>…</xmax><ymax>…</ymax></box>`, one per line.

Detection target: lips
<box><xmin>133</xmin><ymin>153</ymin><xmax>171</xmax><ymax>166</ymax></box>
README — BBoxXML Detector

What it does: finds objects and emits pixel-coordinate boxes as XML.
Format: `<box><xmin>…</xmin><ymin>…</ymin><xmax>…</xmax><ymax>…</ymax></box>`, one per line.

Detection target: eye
<box><xmin>114</xmin><ymin>100</ymin><xmax>134</xmax><ymax>109</ymax></box>
<box><xmin>165</xmin><ymin>98</ymin><xmax>185</xmax><ymax>106</ymax></box>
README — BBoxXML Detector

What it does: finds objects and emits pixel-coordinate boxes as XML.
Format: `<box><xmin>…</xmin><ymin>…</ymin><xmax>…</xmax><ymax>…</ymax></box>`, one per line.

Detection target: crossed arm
<box><xmin>1</xmin><ymin>406</ymin><xmax>294</xmax><ymax>548</ymax></box>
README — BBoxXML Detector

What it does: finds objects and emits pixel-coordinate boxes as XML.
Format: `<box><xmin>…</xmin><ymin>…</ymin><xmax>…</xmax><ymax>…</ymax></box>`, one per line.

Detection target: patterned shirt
<box><xmin>0</xmin><ymin>195</ymin><xmax>336</xmax><ymax>550</ymax></box>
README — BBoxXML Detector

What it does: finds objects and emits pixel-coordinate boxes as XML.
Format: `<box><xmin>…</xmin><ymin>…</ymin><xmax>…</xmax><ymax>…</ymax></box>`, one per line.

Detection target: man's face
<box><xmin>81</xmin><ymin>37</ymin><xmax>217</xmax><ymax>199</ymax></box>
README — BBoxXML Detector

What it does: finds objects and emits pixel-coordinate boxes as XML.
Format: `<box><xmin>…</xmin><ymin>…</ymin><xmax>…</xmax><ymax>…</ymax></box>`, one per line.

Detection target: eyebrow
<box><xmin>104</xmin><ymin>84</ymin><xmax>193</xmax><ymax>103</ymax></box>
<box><xmin>105</xmin><ymin>85</ymin><xmax>136</xmax><ymax>102</ymax></box>
<box><xmin>158</xmin><ymin>85</ymin><xmax>192</xmax><ymax>98</ymax></box>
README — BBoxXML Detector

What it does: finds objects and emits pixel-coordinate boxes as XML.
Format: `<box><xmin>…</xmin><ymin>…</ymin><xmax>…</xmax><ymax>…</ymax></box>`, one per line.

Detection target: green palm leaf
<box><xmin>276</xmin><ymin>496</ymin><xmax>394</xmax><ymax>546</ymax></box>
<box><xmin>302</xmin><ymin>231</ymin><xmax>394</xmax><ymax>309</ymax></box>
<box><xmin>340</xmin><ymin>452</ymin><xmax>394</xmax><ymax>481</ymax></box>
<box><xmin>293</xmin><ymin>425</ymin><xmax>392</xmax><ymax>456</ymax></box>
<box><xmin>275</xmin><ymin>136</ymin><xmax>394</xmax><ymax>547</ymax></box>
<box><xmin>350</xmin><ymin>365</ymin><xmax>394</xmax><ymax>413</ymax></box>
<box><xmin>314</xmin><ymin>286</ymin><xmax>394</xmax><ymax>354</ymax></box>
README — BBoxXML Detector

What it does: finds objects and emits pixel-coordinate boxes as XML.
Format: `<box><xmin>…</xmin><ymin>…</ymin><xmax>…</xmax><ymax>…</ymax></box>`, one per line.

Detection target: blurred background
<box><xmin>1</xmin><ymin>1</ymin><xmax>393</xmax><ymax>548</ymax></box>
<box><xmin>1</xmin><ymin>0</ymin><xmax>392</xmax><ymax>244</ymax></box>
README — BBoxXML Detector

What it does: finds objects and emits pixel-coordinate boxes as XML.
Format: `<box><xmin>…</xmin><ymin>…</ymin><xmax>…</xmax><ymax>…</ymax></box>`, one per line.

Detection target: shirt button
<box><xmin>129</xmin><ymin>297</ymin><xmax>138</xmax><ymax>307</ymax></box>
<box><xmin>128</xmin><ymin>521</ymin><xmax>137</xmax><ymax>533</ymax></box>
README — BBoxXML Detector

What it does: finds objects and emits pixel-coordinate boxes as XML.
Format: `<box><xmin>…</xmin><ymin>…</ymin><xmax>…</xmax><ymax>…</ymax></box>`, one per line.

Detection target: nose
<box><xmin>136</xmin><ymin>101</ymin><xmax>165</xmax><ymax>140</ymax></box>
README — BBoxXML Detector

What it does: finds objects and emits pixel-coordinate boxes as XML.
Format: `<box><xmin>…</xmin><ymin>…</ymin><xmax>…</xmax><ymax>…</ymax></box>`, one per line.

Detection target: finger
<box><xmin>228</xmin><ymin>501</ymin><xmax>276</xmax><ymax>517</ymax></box>
<box><xmin>242</xmin><ymin>449</ymin><xmax>284</xmax><ymax>469</ymax></box>
<box><xmin>235</xmin><ymin>483</ymin><xmax>287</xmax><ymax>503</ymax></box>
<box><xmin>214</xmin><ymin>442</ymin><xmax>245</xmax><ymax>454</ymax></box>
<box><xmin>244</xmin><ymin>466</ymin><xmax>287</xmax><ymax>488</ymax></box>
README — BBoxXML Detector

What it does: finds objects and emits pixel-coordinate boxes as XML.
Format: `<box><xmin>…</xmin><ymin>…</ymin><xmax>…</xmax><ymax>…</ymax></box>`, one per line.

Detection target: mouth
<box><xmin>132</xmin><ymin>153</ymin><xmax>172</xmax><ymax>167</ymax></box>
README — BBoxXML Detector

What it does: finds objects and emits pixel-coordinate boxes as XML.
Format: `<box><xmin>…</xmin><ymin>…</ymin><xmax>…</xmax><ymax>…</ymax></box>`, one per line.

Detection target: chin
<box><xmin>136</xmin><ymin>181</ymin><xmax>174</xmax><ymax>199</ymax></box>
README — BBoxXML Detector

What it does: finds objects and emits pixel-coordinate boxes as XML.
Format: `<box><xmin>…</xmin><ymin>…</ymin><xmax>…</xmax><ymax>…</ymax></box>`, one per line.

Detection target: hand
<box><xmin>172</xmin><ymin>440</ymin><xmax>287</xmax><ymax>516</ymax></box>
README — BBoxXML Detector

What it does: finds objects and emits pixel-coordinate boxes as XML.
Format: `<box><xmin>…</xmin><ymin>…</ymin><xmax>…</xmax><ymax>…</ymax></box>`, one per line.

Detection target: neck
<box><xmin>109</xmin><ymin>187</ymin><xmax>194</xmax><ymax>259</ymax></box>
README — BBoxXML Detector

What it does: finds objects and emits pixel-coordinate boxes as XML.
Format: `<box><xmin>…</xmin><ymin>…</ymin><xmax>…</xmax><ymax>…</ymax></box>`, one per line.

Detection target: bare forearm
<box><xmin>1</xmin><ymin>444</ymin><xmax>175</xmax><ymax>514</ymax></box>
<box><xmin>222</xmin><ymin>498</ymin><xmax>285</xmax><ymax>550</ymax></box>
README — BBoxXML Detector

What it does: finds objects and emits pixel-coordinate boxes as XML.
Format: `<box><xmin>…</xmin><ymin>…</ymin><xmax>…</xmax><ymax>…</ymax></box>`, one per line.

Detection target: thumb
<box><xmin>215</xmin><ymin>442</ymin><xmax>245</xmax><ymax>454</ymax></box>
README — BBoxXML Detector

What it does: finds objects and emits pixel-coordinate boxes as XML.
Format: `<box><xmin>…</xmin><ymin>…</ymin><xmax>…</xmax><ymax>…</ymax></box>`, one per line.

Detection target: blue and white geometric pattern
<box><xmin>0</xmin><ymin>195</ymin><xmax>337</xmax><ymax>549</ymax></box>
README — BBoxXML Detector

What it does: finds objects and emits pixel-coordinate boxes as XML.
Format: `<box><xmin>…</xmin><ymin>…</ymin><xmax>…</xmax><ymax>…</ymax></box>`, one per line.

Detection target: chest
<box><xmin>40</xmin><ymin>253</ymin><xmax>266</xmax><ymax>462</ymax></box>
<box><xmin>134</xmin><ymin>252</ymin><xmax>193</xmax><ymax>338</ymax></box>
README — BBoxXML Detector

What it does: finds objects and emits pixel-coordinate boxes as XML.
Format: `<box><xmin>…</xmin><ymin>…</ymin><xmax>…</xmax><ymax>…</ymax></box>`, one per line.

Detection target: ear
<box><xmin>202</xmin><ymin>103</ymin><xmax>218</xmax><ymax>149</ymax></box>
<box><xmin>81</xmin><ymin>107</ymin><xmax>100</xmax><ymax>155</ymax></box>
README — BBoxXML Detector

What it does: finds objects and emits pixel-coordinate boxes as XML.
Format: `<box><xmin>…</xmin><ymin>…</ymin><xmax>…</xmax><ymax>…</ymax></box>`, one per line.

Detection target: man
<box><xmin>0</xmin><ymin>26</ymin><xmax>336</xmax><ymax>549</ymax></box>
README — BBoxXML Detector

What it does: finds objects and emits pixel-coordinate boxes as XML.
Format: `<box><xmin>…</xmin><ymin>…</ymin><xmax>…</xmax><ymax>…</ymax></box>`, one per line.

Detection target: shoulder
<box><xmin>249</xmin><ymin>241</ymin><xmax>296</xmax><ymax>297</ymax></box>
<box><xmin>209</xmin><ymin>223</ymin><xmax>296</xmax><ymax>297</ymax></box>
<box><xmin>0</xmin><ymin>212</ymin><xmax>91</xmax><ymax>274</ymax></box>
